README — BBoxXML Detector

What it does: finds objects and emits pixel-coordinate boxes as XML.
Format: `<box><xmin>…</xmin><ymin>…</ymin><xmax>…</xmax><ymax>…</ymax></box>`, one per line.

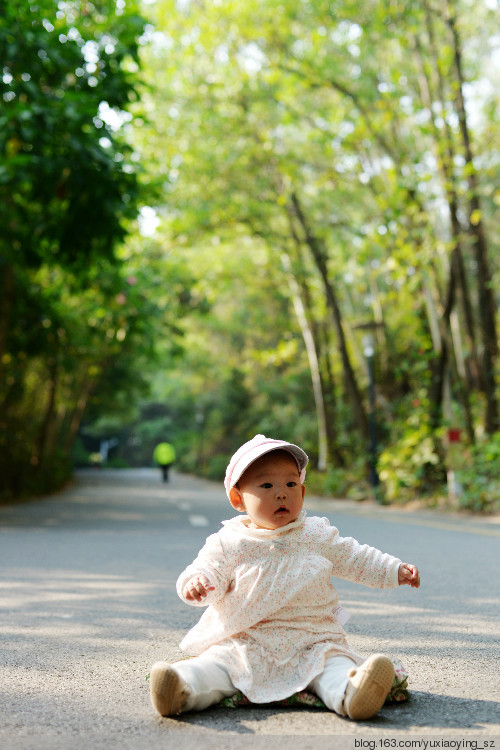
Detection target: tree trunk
<box><xmin>426</xmin><ymin>251</ymin><xmax>475</xmax><ymax>444</ymax></box>
<box><xmin>443</xmin><ymin>1</ymin><xmax>499</xmax><ymax>432</ymax></box>
<box><xmin>0</xmin><ymin>262</ymin><xmax>14</xmax><ymax>392</ymax></box>
<box><xmin>64</xmin><ymin>377</ymin><xmax>95</xmax><ymax>452</ymax></box>
<box><xmin>34</xmin><ymin>355</ymin><xmax>59</xmax><ymax>468</ymax></box>
<box><xmin>281</xmin><ymin>253</ymin><xmax>328</xmax><ymax>471</ymax></box>
<box><xmin>413</xmin><ymin>19</ymin><xmax>480</xmax><ymax>391</ymax></box>
<box><xmin>290</xmin><ymin>192</ymin><xmax>369</xmax><ymax>440</ymax></box>
<box><xmin>318</xmin><ymin>323</ymin><xmax>345</xmax><ymax>467</ymax></box>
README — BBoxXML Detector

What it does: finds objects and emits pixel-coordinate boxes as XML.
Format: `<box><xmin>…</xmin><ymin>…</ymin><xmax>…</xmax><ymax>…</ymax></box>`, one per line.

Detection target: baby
<box><xmin>150</xmin><ymin>434</ymin><xmax>420</xmax><ymax>721</ymax></box>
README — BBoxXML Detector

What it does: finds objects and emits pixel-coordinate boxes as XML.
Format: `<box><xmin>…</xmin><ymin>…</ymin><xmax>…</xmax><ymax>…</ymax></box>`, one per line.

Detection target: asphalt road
<box><xmin>1</xmin><ymin>468</ymin><xmax>499</xmax><ymax>750</ymax></box>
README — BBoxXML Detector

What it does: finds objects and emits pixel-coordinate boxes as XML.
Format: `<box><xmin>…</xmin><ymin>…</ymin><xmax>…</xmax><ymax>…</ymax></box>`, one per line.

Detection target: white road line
<box><xmin>189</xmin><ymin>515</ymin><xmax>209</xmax><ymax>527</ymax></box>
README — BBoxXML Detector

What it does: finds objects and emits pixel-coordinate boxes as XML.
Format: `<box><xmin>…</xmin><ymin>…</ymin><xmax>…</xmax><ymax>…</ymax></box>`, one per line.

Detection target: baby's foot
<box><xmin>343</xmin><ymin>654</ymin><xmax>394</xmax><ymax>720</ymax></box>
<box><xmin>150</xmin><ymin>662</ymin><xmax>191</xmax><ymax>716</ymax></box>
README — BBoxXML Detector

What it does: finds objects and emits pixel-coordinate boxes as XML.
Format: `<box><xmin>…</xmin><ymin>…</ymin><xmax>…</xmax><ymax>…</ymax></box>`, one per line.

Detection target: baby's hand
<box><xmin>183</xmin><ymin>574</ymin><xmax>215</xmax><ymax>602</ymax></box>
<box><xmin>398</xmin><ymin>563</ymin><xmax>420</xmax><ymax>588</ymax></box>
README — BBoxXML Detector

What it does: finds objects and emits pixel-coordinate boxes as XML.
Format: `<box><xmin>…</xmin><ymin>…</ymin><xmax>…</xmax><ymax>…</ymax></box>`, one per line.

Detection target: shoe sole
<box><xmin>150</xmin><ymin>662</ymin><xmax>190</xmax><ymax>716</ymax></box>
<box><xmin>346</xmin><ymin>654</ymin><xmax>395</xmax><ymax>720</ymax></box>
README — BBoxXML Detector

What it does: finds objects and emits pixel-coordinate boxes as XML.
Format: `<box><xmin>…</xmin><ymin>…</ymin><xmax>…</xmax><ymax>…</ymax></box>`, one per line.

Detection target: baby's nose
<box><xmin>275</xmin><ymin>486</ymin><xmax>287</xmax><ymax>499</ymax></box>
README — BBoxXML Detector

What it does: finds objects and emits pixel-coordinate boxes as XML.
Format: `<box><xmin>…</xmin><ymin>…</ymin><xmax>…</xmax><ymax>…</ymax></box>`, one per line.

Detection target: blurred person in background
<box><xmin>153</xmin><ymin>441</ymin><xmax>176</xmax><ymax>483</ymax></box>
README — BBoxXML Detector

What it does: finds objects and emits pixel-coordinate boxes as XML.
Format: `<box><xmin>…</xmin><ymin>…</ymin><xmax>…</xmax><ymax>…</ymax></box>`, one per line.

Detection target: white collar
<box><xmin>221</xmin><ymin>509</ymin><xmax>307</xmax><ymax>538</ymax></box>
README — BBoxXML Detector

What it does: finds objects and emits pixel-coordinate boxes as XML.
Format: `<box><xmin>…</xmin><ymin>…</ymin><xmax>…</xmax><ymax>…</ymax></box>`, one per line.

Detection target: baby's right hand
<box><xmin>183</xmin><ymin>574</ymin><xmax>215</xmax><ymax>602</ymax></box>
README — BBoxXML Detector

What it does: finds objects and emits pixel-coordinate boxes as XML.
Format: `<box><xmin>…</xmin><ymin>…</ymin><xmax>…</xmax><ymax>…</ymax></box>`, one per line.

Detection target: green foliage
<box><xmin>0</xmin><ymin>0</ymin><xmax>144</xmax><ymax>269</ymax></box>
<box><xmin>0</xmin><ymin>0</ymin><xmax>151</xmax><ymax>502</ymax></box>
<box><xmin>3</xmin><ymin>0</ymin><xmax>500</xmax><ymax>514</ymax></box>
<box><xmin>71</xmin><ymin>437</ymin><xmax>91</xmax><ymax>468</ymax></box>
<box><xmin>455</xmin><ymin>433</ymin><xmax>500</xmax><ymax>513</ymax></box>
<box><xmin>378</xmin><ymin>413</ymin><xmax>443</xmax><ymax>503</ymax></box>
<box><xmin>114</xmin><ymin>0</ymin><xmax>498</xmax><ymax>510</ymax></box>
<box><xmin>106</xmin><ymin>456</ymin><xmax>130</xmax><ymax>468</ymax></box>
<box><xmin>202</xmin><ymin>454</ymin><xmax>232</xmax><ymax>482</ymax></box>
<box><xmin>306</xmin><ymin>461</ymin><xmax>370</xmax><ymax>502</ymax></box>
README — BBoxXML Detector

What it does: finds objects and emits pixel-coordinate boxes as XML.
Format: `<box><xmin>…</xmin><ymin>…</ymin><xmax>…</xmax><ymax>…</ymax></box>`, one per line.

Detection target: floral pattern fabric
<box><xmin>175</xmin><ymin>511</ymin><xmax>403</xmax><ymax>704</ymax></box>
<box><xmin>219</xmin><ymin>657</ymin><xmax>409</xmax><ymax>709</ymax></box>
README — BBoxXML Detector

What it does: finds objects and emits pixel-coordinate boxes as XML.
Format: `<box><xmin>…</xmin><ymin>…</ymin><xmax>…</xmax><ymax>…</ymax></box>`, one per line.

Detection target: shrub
<box><xmin>455</xmin><ymin>433</ymin><xmax>500</xmax><ymax>513</ymax></box>
<box><xmin>378</xmin><ymin>421</ymin><xmax>442</xmax><ymax>503</ymax></box>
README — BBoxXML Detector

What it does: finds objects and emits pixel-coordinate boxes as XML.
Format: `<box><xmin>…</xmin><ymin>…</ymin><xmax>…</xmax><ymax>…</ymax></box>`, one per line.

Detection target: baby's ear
<box><xmin>229</xmin><ymin>486</ymin><xmax>245</xmax><ymax>511</ymax></box>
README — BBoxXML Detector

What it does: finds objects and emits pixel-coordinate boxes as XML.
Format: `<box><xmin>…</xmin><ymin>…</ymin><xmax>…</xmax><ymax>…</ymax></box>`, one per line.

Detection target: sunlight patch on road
<box><xmin>188</xmin><ymin>515</ymin><xmax>209</xmax><ymax>527</ymax></box>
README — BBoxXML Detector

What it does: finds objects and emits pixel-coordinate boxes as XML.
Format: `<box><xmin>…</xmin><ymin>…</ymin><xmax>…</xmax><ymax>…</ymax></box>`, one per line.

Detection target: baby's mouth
<box><xmin>274</xmin><ymin>506</ymin><xmax>289</xmax><ymax>515</ymax></box>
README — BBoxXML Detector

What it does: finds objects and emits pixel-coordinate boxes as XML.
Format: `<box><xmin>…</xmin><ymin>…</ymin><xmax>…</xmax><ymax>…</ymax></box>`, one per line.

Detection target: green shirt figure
<box><xmin>153</xmin><ymin>442</ymin><xmax>176</xmax><ymax>482</ymax></box>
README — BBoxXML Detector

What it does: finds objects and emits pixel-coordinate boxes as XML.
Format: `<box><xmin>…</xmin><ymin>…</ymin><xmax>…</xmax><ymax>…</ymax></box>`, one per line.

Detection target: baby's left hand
<box><xmin>398</xmin><ymin>563</ymin><xmax>420</xmax><ymax>588</ymax></box>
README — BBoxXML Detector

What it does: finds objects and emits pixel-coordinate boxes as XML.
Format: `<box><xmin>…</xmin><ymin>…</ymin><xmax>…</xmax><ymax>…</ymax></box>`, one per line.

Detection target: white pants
<box><xmin>172</xmin><ymin>652</ymin><xmax>355</xmax><ymax>716</ymax></box>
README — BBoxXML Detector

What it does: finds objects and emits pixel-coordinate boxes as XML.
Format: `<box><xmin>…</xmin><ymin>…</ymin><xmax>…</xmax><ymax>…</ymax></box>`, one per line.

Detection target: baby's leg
<box><xmin>308</xmin><ymin>654</ymin><xmax>356</xmax><ymax>716</ymax></box>
<box><xmin>175</xmin><ymin>654</ymin><xmax>237</xmax><ymax>711</ymax></box>
<box><xmin>150</xmin><ymin>654</ymin><xmax>237</xmax><ymax>716</ymax></box>
<box><xmin>309</xmin><ymin>653</ymin><xmax>394</xmax><ymax>720</ymax></box>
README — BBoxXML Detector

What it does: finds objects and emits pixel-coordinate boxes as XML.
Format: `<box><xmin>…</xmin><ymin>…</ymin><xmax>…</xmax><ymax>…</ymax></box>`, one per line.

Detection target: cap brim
<box><xmin>231</xmin><ymin>443</ymin><xmax>308</xmax><ymax>487</ymax></box>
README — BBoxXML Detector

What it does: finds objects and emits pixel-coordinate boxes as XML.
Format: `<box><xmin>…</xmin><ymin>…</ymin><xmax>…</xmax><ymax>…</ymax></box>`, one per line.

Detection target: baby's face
<box><xmin>231</xmin><ymin>451</ymin><xmax>305</xmax><ymax>530</ymax></box>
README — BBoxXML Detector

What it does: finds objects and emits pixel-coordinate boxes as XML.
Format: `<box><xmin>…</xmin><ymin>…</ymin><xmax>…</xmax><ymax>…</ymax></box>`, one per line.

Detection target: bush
<box><xmin>204</xmin><ymin>453</ymin><xmax>229</xmax><ymax>482</ymax></box>
<box><xmin>105</xmin><ymin>457</ymin><xmax>130</xmax><ymax>468</ymax></box>
<box><xmin>378</xmin><ymin>420</ymin><xmax>443</xmax><ymax>503</ymax></box>
<box><xmin>0</xmin><ymin>451</ymin><xmax>73</xmax><ymax>504</ymax></box>
<box><xmin>455</xmin><ymin>433</ymin><xmax>500</xmax><ymax>513</ymax></box>
<box><xmin>306</xmin><ymin>457</ymin><xmax>370</xmax><ymax>501</ymax></box>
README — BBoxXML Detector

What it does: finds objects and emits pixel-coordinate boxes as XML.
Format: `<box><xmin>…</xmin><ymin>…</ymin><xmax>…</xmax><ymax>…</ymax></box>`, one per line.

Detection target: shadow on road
<box><xmin>156</xmin><ymin>691</ymin><xmax>500</xmax><ymax>733</ymax></box>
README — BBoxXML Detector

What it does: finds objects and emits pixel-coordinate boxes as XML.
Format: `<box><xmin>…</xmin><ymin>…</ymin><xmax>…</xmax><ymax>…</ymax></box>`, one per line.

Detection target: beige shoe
<box><xmin>344</xmin><ymin>654</ymin><xmax>394</xmax><ymax>720</ymax></box>
<box><xmin>150</xmin><ymin>662</ymin><xmax>191</xmax><ymax>716</ymax></box>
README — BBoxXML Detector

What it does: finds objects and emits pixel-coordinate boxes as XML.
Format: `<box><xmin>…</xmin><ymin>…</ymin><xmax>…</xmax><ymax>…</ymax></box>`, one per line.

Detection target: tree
<box><xmin>130</xmin><ymin>0</ymin><xmax>499</xmax><ymax>497</ymax></box>
<box><xmin>0</xmin><ymin>0</ymin><xmax>148</xmax><ymax>499</ymax></box>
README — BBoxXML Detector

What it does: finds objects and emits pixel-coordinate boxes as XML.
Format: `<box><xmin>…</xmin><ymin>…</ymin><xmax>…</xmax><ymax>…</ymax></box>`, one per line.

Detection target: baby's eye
<box><xmin>287</xmin><ymin>481</ymin><xmax>297</xmax><ymax>487</ymax></box>
<box><xmin>261</xmin><ymin>482</ymin><xmax>273</xmax><ymax>489</ymax></box>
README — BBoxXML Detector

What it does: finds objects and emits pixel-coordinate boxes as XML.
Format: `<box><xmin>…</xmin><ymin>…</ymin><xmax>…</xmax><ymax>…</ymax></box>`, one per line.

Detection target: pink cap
<box><xmin>224</xmin><ymin>434</ymin><xmax>308</xmax><ymax>498</ymax></box>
